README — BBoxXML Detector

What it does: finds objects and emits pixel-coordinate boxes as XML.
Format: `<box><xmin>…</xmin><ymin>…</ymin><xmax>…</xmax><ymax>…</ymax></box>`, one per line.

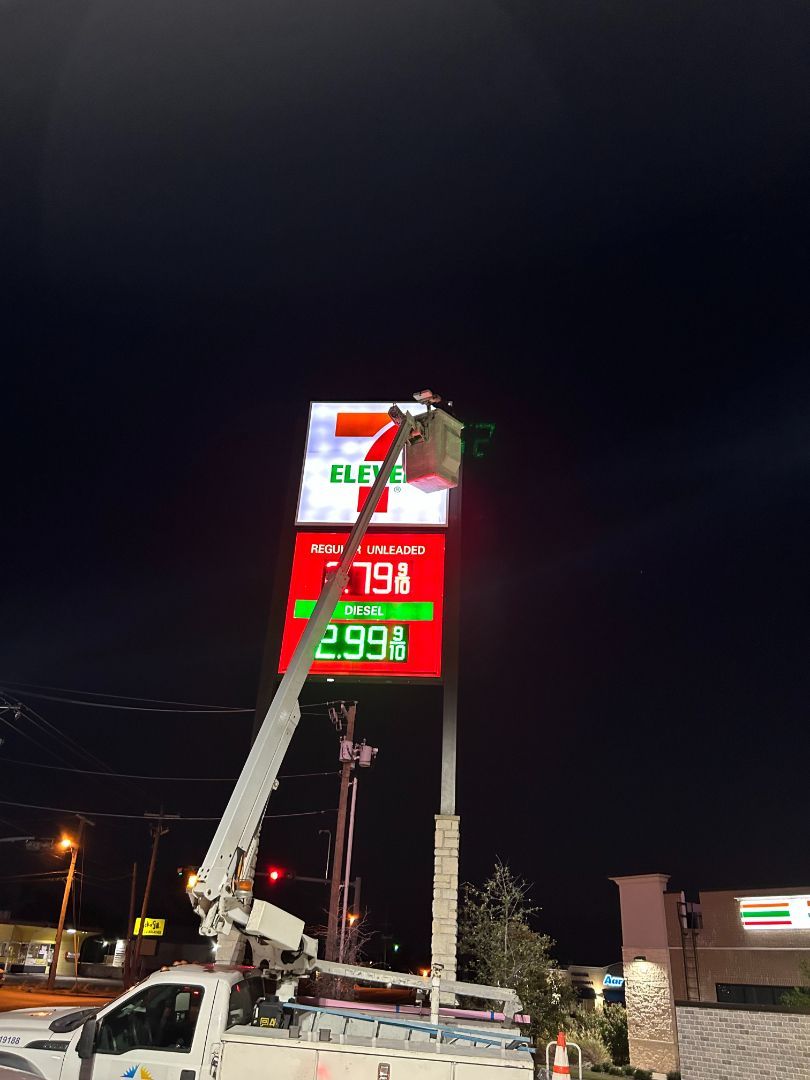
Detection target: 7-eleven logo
<box><xmin>334</xmin><ymin>411</ymin><xmax>400</xmax><ymax>514</ymax></box>
<box><xmin>296</xmin><ymin>401</ymin><xmax>447</xmax><ymax>527</ymax></box>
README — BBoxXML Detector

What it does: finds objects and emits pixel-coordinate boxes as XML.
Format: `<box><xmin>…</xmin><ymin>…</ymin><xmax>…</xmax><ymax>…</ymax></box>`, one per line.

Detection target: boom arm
<box><xmin>189</xmin><ymin>407</ymin><xmax>419</xmax><ymax>940</ymax></box>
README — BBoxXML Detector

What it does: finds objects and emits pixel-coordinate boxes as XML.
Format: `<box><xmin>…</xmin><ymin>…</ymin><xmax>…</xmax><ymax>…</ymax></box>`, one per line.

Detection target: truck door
<box><xmin>87</xmin><ymin>980</ymin><xmax>207</xmax><ymax>1080</ymax></box>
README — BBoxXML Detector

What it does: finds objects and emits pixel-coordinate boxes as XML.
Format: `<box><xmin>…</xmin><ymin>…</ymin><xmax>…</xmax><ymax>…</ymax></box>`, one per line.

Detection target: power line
<box><xmin>0</xmin><ymin>680</ymin><xmax>253</xmax><ymax>711</ymax></box>
<box><xmin>2</xmin><ymin>697</ymin><xmax>149</xmax><ymax>802</ymax></box>
<box><xmin>0</xmin><ymin>871</ymin><xmax>68</xmax><ymax>882</ymax></box>
<box><xmin>0</xmin><ymin>710</ymin><xmax>71</xmax><ymax>768</ymax></box>
<box><xmin>3</xmin><ymin>690</ymin><xmax>253</xmax><ymax>714</ymax></box>
<box><xmin>0</xmin><ymin>798</ymin><xmax>337</xmax><ymax>822</ymax></box>
<box><xmin>0</xmin><ymin>757</ymin><xmax>339</xmax><ymax>783</ymax></box>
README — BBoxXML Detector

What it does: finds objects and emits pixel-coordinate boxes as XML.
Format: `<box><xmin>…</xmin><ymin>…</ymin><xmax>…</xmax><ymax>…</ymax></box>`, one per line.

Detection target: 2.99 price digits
<box><xmin>315</xmin><ymin>623</ymin><xmax>409</xmax><ymax>663</ymax></box>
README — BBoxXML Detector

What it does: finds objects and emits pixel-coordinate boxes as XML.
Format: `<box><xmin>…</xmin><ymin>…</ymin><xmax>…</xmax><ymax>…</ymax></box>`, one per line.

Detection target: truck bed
<box><xmin>221</xmin><ymin>1025</ymin><xmax>534</xmax><ymax>1080</ymax></box>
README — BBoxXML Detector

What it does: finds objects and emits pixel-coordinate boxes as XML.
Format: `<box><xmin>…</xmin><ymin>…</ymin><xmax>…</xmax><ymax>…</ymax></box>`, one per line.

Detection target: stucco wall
<box><xmin>676</xmin><ymin>1002</ymin><xmax>810</xmax><ymax>1080</ymax></box>
<box><xmin>622</xmin><ymin>949</ymin><xmax>679</xmax><ymax>1075</ymax></box>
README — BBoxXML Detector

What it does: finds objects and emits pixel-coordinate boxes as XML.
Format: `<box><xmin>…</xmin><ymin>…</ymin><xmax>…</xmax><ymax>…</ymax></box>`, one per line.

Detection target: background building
<box><xmin>0</xmin><ymin>921</ymin><xmax>93</xmax><ymax>977</ymax></box>
<box><xmin>563</xmin><ymin>963</ymin><xmax>625</xmax><ymax>1010</ymax></box>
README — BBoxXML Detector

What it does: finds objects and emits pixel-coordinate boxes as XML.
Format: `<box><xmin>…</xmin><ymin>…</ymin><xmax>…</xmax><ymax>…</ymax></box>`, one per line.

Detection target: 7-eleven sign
<box><xmin>296</xmin><ymin>402</ymin><xmax>450</xmax><ymax>526</ymax></box>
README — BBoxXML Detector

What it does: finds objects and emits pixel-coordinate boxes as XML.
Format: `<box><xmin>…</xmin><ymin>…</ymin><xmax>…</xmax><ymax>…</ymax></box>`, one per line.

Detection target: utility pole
<box><xmin>325</xmin><ymin>702</ymin><xmax>356</xmax><ymax>962</ymax></box>
<box><xmin>122</xmin><ymin>862</ymin><xmax>138</xmax><ymax>987</ymax></box>
<box><xmin>47</xmin><ymin>814</ymin><xmax>94</xmax><ymax>990</ymax></box>
<box><xmin>133</xmin><ymin>813</ymin><xmax>176</xmax><ymax>979</ymax></box>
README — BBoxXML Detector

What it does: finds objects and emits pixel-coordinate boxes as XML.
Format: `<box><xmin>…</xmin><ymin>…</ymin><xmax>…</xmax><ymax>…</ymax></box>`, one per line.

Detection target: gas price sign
<box><xmin>278</xmin><ymin>532</ymin><xmax>445</xmax><ymax>679</ymax></box>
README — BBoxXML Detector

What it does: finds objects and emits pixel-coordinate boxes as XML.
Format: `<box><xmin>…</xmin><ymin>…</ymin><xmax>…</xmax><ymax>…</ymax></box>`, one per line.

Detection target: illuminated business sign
<box><xmin>603</xmin><ymin>974</ymin><xmax>625</xmax><ymax>987</ymax></box>
<box><xmin>133</xmin><ymin>917</ymin><xmax>165</xmax><ymax>937</ymax></box>
<box><xmin>738</xmin><ymin>896</ymin><xmax>810</xmax><ymax>930</ymax></box>
<box><xmin>279</xmin><ymin>532</ymin><xmax>445</xmax><ymax>679</ymax></box>
<box><xmin>296</xmin><ymin>402</ymin><xmax>449</xmax><ymax>527</ymax></box>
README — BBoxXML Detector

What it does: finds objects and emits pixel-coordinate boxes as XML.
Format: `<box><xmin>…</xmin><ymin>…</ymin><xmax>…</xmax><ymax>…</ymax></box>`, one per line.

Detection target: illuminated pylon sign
<box><xmin>279</xmin><ymin>532</ymin><xmax>445</xmax><ymax>679</ymax></box>
<box><xmin>296</xmin><ymin>402</ymin><xmax>450</xmax><ymax>526</ymax></box>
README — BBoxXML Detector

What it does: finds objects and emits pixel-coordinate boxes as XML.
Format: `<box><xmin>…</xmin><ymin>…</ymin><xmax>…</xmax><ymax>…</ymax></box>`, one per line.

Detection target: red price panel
<box><xmin>278</xmin><ymin>532</ymin><xmax>445</xmax><ymax>679</ymax></box>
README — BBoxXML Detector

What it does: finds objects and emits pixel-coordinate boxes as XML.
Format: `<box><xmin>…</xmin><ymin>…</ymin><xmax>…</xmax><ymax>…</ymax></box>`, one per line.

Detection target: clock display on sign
<box><xmin>278</xmin><ymin>532</ymin><xmax>445</xmax><ymax>679</ymax></box>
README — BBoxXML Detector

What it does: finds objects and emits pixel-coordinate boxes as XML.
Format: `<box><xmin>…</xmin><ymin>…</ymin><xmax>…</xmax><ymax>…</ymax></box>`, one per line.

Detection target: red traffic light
<box><xmin>267</xmin><ymin>866</ymin><xmax>294</xmax><ymax>883</ymax></box>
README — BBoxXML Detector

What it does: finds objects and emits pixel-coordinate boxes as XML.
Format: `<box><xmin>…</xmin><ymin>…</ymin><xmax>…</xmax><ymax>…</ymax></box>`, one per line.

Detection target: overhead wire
<box><xmin>0</xmin><ymin>798</ymin><xmax>337</xmax><ymax>822</ymax></box>
<box><xmin>4</xmin><ymin>869</ymin><xmax>68</xmax><ymax>878</ymax></box>
<box><xmin>5</xmin><ymin>690</ymin><xmax>254</xmax><ymax>714</ymax></box>
<box><xmin>0</xmin><ymin>757</ymin><xmax>339</xmax><ymax>782</ymax></box>
<box><xmin>0</xmin><ymin>702</ymin><xmax>74</xmax><ymax>768</ymax></box>
<box><xmin>5</xmin><ymin>698</ymin><xmax>149</xmax><ymax>802</ymax></box>
<box><xmin>0</xmin><ymin>680</ymin><xmax>254</xmax><ymax>711</ymax></box>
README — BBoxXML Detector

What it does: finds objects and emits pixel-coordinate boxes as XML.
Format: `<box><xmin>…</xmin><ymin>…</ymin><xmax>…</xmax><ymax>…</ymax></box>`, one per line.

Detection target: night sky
<box><xmin>2</xmin><ymin>0</ymin><xmax>809</xmax><ymax>968</ymax></box>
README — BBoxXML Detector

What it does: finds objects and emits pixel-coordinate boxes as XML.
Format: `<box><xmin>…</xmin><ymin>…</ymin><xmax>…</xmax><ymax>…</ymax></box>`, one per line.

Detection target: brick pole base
<box><xmin>431</xmin><ymin>814</ymin><xmax>459</xmax><ymax>1001</ymax></box>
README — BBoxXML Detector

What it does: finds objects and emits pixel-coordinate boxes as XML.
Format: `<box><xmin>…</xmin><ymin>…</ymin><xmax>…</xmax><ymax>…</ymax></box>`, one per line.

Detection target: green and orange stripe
<box><xmin>740</xmin><ymin>900</ymin><xmax>792</xmax><ymax>927</ymax></box>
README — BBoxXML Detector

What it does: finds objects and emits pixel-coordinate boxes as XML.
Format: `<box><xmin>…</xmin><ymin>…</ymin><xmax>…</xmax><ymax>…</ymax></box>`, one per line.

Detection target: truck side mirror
<box><xmin>76</xmin><ymin>1017</ymin><xmax>98</xmax><ymax>1060</ymax></box>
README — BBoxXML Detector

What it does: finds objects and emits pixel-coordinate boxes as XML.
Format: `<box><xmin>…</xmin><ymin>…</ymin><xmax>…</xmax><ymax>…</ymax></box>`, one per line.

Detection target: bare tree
<box><xmin>305</xmin><ymin>912</ymin><xmax>375</xmax><ymax>1001</ymax></box>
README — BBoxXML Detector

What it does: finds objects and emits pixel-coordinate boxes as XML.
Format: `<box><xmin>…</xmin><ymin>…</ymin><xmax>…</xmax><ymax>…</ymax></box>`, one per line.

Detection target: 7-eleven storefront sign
<box><xmin>739</xmin><ymin>895</ymin><xmax>810</xmax><ymax>930</ymax></box>
<box><xmin>296</xmin><ymin>402</ymin><xmax>449</xmax><ymax>526</ymax></box>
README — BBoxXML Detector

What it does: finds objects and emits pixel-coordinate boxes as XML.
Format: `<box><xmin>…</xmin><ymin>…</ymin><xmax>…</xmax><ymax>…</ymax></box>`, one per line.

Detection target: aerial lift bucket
<box><xmin>404</xmin><ymin>408</ymin><xmax>464</xmax><ymax>492</ymax></box>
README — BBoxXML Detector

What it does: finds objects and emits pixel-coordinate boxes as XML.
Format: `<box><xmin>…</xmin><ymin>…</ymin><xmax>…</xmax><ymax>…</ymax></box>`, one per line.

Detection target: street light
<box><xmin>47</xmin><ymin>815</ymin><xmax>94</xmax><ymax>991</ymax></box>
<box><xmin>47</xmin><ymin>837</ymin><xmax>80</xmax><ymax>989</ymax></box>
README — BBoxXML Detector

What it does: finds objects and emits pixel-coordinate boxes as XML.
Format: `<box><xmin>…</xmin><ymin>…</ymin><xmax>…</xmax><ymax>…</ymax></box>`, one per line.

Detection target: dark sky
<box><xmin>1</xmin><ymin>0</ymin><xmax>809</xmax><ymax>967</ymax></box>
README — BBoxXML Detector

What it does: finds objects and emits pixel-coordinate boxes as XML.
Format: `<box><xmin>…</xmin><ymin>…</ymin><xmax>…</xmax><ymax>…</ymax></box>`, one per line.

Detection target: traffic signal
<box><xmin>267</xmin><ymin>866</ymin><xmax>295</xmax><ymax>883</ymax></box>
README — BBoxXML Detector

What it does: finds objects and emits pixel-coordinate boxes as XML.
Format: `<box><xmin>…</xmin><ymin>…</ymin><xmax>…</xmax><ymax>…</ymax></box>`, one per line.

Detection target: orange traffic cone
<box><xmin>552</xmin><ymin>1031</ymin><xmax>570</xmax><ymax>1076</ymax></box>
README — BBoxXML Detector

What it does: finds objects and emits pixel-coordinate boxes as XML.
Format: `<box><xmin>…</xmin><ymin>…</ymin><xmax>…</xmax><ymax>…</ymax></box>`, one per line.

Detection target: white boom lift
<box><xmin>188</xmin><ymin>400</ymin><xmax>521</xmax><ymax>1021</ymax></box>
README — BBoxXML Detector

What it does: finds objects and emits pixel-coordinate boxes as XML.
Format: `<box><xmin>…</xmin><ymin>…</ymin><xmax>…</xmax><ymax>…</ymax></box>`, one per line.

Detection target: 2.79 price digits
<box><xmin>315</xmin><ymin>623</ymin><xmax>409</xmax><ymax>663</ymax></box>
<box><xmin>324</xmin><ymin>560</ymin><xmax>412</xmax><ymax>596</ymax></box>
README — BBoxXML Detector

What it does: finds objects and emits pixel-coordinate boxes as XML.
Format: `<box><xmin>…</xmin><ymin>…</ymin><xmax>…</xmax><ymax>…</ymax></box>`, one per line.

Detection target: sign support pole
<box><xmin>432</xmin><ymin>473</ymin><xmax>462</xmax><ymax>995</ymax></box>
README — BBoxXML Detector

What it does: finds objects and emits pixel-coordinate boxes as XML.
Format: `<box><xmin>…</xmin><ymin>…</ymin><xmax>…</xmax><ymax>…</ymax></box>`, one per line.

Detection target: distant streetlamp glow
<box><xmin>58</xmin><ymin>837</ymin><xmax>73</xmax><ymax>850</ymax></box>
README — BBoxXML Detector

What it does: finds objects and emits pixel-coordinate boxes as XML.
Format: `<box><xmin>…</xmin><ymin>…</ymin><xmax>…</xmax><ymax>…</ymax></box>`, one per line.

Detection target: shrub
<box><xmin>608</xmin><ymin>1069</ymin><xmax>624</xmax><ymax>1076</ymax></box>
<box><xmin>622</xmin><ymin>1069</ymin><xmax>635</xmax><ymax>1077</ymax></box>
<box><xmin>570</xmin><ymin>1033</ymin><xmax>610</xmax><ymax>1068</ymax></box>
<box><xmin>599</xmin><ymin>1004</ymin><xmax>629</xmax><ymax>1066</ymax></box>
<box><xmin>633</xmin><ymin>1071</ymin><xmax>652</xmax><ymax>1080</ymax></box>
<box><xmin>666</xmin><ymin>1073</ymin><xmax>681</xmax><ymax>1080</ymax></box>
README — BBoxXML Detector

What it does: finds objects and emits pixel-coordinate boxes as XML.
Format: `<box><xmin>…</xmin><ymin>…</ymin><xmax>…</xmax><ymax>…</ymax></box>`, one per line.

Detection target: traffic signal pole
<box><xmin>325</xmin><ymin>702</ymin><xmax>356</xmax><ymax>962</ymax></box>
